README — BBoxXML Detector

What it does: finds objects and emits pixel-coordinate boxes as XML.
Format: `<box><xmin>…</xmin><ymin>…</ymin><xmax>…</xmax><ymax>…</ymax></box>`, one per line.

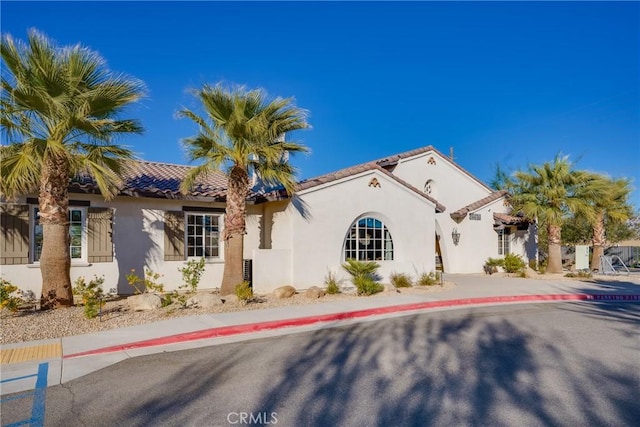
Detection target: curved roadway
<box><xmin>2</xmin><ymin>301</ymin><xmax>639</xmax><ymax>426</ymax></box>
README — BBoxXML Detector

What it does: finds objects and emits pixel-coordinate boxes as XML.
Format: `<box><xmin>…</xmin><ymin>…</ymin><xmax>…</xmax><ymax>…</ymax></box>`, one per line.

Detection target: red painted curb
<box><xmin>64</xmin><ymin>293</ymin><xmax>640</xmax><ymax>359</ymax></box>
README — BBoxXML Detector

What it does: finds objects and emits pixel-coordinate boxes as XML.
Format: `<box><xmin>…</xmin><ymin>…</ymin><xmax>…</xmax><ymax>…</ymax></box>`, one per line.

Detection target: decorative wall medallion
<box><xmin>368</xmin><ymin>177</ymin><xmax>381</xmax><ymax>188</ymax></box>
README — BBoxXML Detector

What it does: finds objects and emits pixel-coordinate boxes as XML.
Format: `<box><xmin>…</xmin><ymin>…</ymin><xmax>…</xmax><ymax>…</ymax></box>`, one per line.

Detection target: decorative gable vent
<box><xmin>368</xmin><ymin>178</ymin><xmax>381</xmax><ymax>188</ymax></box>
<box><xmin>427</xmin><ymin>156</ymin><xmax>436</xmax><ymax>165</ymax></box>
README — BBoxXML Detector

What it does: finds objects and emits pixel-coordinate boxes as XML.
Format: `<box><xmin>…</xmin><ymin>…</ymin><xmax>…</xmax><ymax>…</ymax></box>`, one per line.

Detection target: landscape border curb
<box><xmin>64</xmin><ymin>293</ymin><xmax>640</xmax><ymax>359</ymax></box>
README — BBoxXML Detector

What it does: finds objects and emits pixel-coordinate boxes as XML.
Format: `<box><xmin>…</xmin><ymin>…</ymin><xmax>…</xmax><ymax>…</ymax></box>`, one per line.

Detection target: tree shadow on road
<box><xmin>249</xmin><ymin>306</ymin><xmax>640</xmax><ymax>426</ymax></box>
<box><xmin>54</xmin><ymin>303</ymin><xmax>640</xmax><ymax>427</ymax></box>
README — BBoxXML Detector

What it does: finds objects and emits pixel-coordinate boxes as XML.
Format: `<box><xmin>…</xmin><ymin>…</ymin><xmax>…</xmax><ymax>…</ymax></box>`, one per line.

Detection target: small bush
<box><xmin>126</xmin><ymin>268</ymin><xmax>164</xmax><ymax>294</ymax></box>
<box><xmin>73</xmin><ymin>276</ymin><xmax>105</xmax><ymax>319</ymax></box>
<box><xmin>235</xmin><ymin>282</ymin><xmax>253</xmax><ymax>302</ymax></box>
<box><xmin>342</xmin><ymin>259</ymin><xmax>380</xmax><ymax>278</ymax></box>
<box><xmin>416</xmin><ymin>271</ymin><xmax>439</xmax><ymax>286</ymax></box>
<box><xmin>503</xmin><ymin>253</ymin><xmax>526</xmax><ymax>274</ymax></box>
<box><xmin>565</xmin><ymin>270</ymin><xmax>592</xmax><ymax>279</ymax></box>
<box><xmin>538</xmin><ymin>259</ymin><xmax>548</xmax><ymax>274</ymax></box>
<box><xmin>324</xmin><ymin>271</ymin><xmax>342</xmax><ymax>294</ymax></box>
<box><xmin>342</xmin><ymin>259</ymin><xmax>382</xmax><ymax>296</ymax></box>
<box><xmin>390</xmin><ymin>272</ymin><xmax>412</xmax><ymax>288</ymax></box>
<box><xmin>484</xmin><ymin>257</ymin><xmax>504</xmax><ymax>274</ymax></box>
<box><xmin>178</xmin><ymin>258</ymin><xmax>206</xmax><ymax>293</ymax></box>
<box><xmin>353</xmin><ymin>276</ymin><xmax>384</xmax><ymax>296</ymax></box>
<box><xmin>1</xmin><ymin>278</ymin><xmax>24</xmax><ymax>312</ymax></box>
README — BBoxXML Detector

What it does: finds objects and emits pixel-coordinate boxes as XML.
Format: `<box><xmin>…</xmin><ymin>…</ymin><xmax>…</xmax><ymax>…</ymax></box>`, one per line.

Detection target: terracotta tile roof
<box><xmin>296</xmin><ymin>161</ymin><xmax>446</xmax><ymax>212</ymax></box>
<box><xmin>450</xmin><ymin>190</ymin><xmax>509</xmax><ymax>220</ymax></box>
<box><xmin>70</xmin><ymin>160</ymin><xmax>230</xmax><ymax>200</ymax></box>
<box><xmin>493</xmin><ymin>212</ymin><xmax>532</xmax><ymax>226</ymax></box>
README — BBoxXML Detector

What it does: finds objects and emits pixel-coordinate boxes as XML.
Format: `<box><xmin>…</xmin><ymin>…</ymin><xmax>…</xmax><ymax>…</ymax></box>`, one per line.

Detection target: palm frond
<box><xmin>1</xmin><ymin>29</ymin><xmax>146</xmax><ymax>200</ymax></box>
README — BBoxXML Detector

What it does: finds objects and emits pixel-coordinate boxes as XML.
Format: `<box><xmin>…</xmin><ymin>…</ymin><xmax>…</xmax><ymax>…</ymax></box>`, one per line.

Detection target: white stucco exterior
<box><xmin>0</xmin><ymin>146</ymin><xmax>537</xmax><ymax>297</ymax></box>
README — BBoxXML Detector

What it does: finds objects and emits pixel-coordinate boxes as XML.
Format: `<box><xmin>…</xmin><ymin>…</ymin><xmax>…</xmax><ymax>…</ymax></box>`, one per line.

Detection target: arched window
<box><xmin>344</xmin><ymin>217</ymin><xmax>394</xmax><ymax>261</ymax></box>
<box><xmin>424</xmin><ymin>179</ymin><xmax>436</xmax><ymax>197</ymax></box>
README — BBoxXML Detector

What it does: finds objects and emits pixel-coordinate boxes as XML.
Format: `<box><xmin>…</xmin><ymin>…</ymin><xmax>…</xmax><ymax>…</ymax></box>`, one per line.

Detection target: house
<box><xmin>0</xmin><ymin>146</ymin><xmax>537</xmax><ymax>295</ymax></box>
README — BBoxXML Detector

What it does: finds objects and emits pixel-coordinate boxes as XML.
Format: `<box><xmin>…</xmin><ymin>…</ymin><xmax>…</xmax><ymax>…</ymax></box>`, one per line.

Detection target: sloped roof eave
<box><xmin>450</xmin><ymin>190</ymin><xmax>509</xmax><ymax>220</ymax></box>
<box><xmin>295</xmin><ymin>162</ymin><xmax>445</xmax><ymax>212</ymax></box>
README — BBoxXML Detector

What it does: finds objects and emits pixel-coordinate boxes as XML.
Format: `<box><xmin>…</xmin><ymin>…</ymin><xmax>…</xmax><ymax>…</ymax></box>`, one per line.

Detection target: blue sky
<box><xmin>2</xmin><ymin>1</ymin><xmax>639</xmax><ymax>207</ymax></box>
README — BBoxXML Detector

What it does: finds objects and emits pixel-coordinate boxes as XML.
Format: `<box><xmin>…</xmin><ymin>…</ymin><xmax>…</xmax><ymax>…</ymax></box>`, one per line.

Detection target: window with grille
<box><xmin>186</xmin><ymin>213</ymin><xmax>220</xmax><ymax>258</ymax></box>
<box><xmin>32</xmin><ymin>207</ymin><xmax>85</xmax><ymax>262</ymax></box>
<box><xmin>344</xmin><ymin>217</ymin><xmax>393</xmax><ymax>261</ymax></box>
<box><xmin>498</xmin><ymin>228</ymin><xmax>511</xmax><ymax>256</ymax></box>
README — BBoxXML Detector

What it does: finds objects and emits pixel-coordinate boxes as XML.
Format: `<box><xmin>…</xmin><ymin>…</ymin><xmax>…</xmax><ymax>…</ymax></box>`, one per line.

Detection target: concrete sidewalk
<box><xmin>2</xmin><ymin>273</ymin><xmax>639</xmax><ymax>395</ymax></box>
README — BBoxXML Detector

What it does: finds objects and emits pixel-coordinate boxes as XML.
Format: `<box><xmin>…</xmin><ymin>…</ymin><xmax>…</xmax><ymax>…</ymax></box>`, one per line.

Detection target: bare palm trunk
<box><xmin>220</xmin><ymin>166</ymin><xmax>249</xmax><ymax>295</ymax></box>
<box><xmin>547</xmin><ymin>223</ymin><xmax>563</xmax><ymax>274</ymax></box>
<box><xmin>39</xmin><ymin>154</ymin><xmax>73</xmax><ymax>309</ymax></box>
<box><xmin>590</xmin><ymin>212</ymin><xmax>606</xmax><ymax>271</ymax></box>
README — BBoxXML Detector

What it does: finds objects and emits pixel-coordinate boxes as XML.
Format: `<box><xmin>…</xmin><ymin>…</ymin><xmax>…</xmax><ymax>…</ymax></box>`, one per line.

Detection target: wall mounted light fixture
<box><xmin>451</xmin><ymin>228</ymin><xmax>461</xmax><ymax>245</ymax></box>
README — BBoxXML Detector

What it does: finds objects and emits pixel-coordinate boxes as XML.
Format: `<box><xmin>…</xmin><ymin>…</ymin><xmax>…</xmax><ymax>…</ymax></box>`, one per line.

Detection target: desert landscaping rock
<box><xmin>273</xmin><ymin>285</ymin><xmax>297</xmax><ymax>299</ymax></box>
<box><xmin>127</xmin><ymin>293</ymin><xmax>162</xmax><ymax>311</ymax></box>
<box><xmin>186</xmin><ymin>293</ymin><xmax>223</xmax><ymax>309</ymax></box>
<box><xmin>221</xmin><ymin>294</ymin><xmax>239</xmax><ymax>304</ymax></box>
<box><xmin>305</xmin><ymin>286</ymin><xmax>325</xmax><ymax>299</ymax></box>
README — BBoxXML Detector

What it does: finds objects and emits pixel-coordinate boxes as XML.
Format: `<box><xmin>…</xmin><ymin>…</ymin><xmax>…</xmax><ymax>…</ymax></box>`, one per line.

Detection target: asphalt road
<box><xmin>2</xmin><ymin>301</ymin><xmax>639</xmax><ymax>427</ymax></box>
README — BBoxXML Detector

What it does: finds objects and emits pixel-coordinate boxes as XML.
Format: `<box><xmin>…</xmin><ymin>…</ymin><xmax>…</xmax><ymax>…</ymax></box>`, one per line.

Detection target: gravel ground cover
<box><xmin>1</xmin><ymin>283</ymin><xmax>456</xmax><ymax>344</ymax></box>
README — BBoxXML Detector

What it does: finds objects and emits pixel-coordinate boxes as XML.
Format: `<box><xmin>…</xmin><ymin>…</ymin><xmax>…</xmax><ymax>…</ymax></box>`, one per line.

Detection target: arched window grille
<box><xmin>344</xmin><ymin>217</ymin><xmax>394</xmax><ymax>261</ymax></box>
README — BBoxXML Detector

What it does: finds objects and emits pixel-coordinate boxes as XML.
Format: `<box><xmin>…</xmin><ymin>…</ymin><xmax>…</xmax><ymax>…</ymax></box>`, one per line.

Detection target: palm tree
<box><xmin>581</xmin><ymin>176</ymin><xmax>633</xmax><ymax>270</ymax></box>
<box><xmin>1</xmin><ymin>30</ymin><xmax>145</xmax><ymax>308</ymax></box>
<box><xmin>508</xmin><ymin>155</ymin><xmax>595</xmax><ymax>273</ymax></box>
<box><xmin>179</xmin><ymin>83</ymin><xmax>310</xmax><ymax>295</ymax></box>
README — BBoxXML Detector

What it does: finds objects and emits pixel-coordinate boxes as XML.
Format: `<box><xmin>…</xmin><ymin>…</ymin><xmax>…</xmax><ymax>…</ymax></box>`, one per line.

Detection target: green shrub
<box><xmin>73</xmin><ymin>276</ymin><xmax>105</xmax><ymax>319</ymax></box>
<box><xmin>390</xmin><ymin>272</ymin><xmax>412</xmax><ymax>288</ymax></box>
<box><xmin>126</xmin><ymin>268</ymin><xmax>164</xmax><ymax>294</ymax></box>
<box><xmin>324</xmin><ymin>271</ymin><xmax>342</xmax><ymax>294</ymax></box>
<box><xmin>565</xmin><ymin>270</ymin><xmax>592</xmax><ymax>279</ymax></box>
<box><xmin>353</xmin><ymin>275</ymin><xmax>384</xmax><ymax>296</ymax></box>
<box><xmin>342</xmin><ymin>259</ymin><xmax>383</xmax><ymax>296</ymax></box>
<box><xmin>537</xmin><ymin>259</ymin><xmax>548</xmax><ymax>274</ymax></box>
<box><xmin>342</xmin><ymin>259</ymin><xmax>380</xmax><ymax>277</ymax></box>
<box><xmin>178</xmin><ymin>258</ymin><xmax>206</xmax><ymax>293</ymax></box>
<box><xmin>503</xmin><ymin>253</ymin><xmax>526</xmax><ymax>273</ymax></box>
<box><xmin>483</xmin><ymin>257</ymin><xmax>504</xmax><ymax>274</ymax></box>
<box><xmin>416</xmin><ymin>271</ymin><xmax>439</xmax><ymax>286</ymax></box>
<box><xmin>235</xmin><ymin>282</ymin><xmax>253</xmax><ymax>302</ymax></box>
<box><xmin>1</xmin><ymin>278</ymin><xmax>24</xmax><ymax>312</ymax></box>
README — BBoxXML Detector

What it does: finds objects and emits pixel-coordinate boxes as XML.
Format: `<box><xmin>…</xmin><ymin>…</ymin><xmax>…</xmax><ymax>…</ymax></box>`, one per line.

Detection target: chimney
<box><xmin>449</xmin><ymin>147</ymin><xmax>454</xmax><ymax>161</ymax></box>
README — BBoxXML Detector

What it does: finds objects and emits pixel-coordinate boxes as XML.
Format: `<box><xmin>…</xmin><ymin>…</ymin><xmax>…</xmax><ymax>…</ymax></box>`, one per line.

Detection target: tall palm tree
<box><xmin>508</xmin><ymin>155</ymin><xmax>595</xmax><ymax>273</ymax></box>
<box><xmin>581</xmin><ymin>176</ymin><xmax>633</xmax><ymax>270</ymax></box>
<box><xmin>179</xmin><ymin>83</ymin><xmax>310</xmax><ymax>295</ymax></box>
<box><xmin>1</xmin><ymin>30</ymin><xmax>145</xmax><ymax>308</ymax></box>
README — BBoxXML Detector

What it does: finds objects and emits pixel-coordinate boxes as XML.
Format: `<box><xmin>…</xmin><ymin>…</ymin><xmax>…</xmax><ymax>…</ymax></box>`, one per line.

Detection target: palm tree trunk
<box><xmin>590</xmin><ymin>212</ymin><xmax>606</xmax><ymax>271</ymax></box>
<box><xmin>547</xmin><ymin>223</ymin><xmax>563</xmax><ymax>273</ymax></box>
<box><xmin>39</xmin><ymin>154</ymin><xmax>73</xmax><ymax>309</ymax></box>
<box><xmin>220</xmin><ymin>166</ymin><xmax>249</xmax><ymax>295</ymax></box>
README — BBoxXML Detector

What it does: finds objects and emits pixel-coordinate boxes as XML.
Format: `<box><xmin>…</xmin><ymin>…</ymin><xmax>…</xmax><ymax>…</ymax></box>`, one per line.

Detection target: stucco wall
<box><xmin>390</xmin><ymin>151</ymin><xmax>491</xmax><ymax>212</ymax></box>
<box><xmin>279</xmin><ymin>169</ymin><xmax>437</xmax><ymax>289</ymax></box>
<box><xmin>387</xmin><ymin>150</ymin><xmax>537</xmax><ymax>273</ymax></box>
<box><xmin>440</xmin><ymin>198</ymin><xmax>536</xmax><ymax>273</ymax></box>
<box><xmin>0</xmin><ymin>195</ymin><xmax>266</xmax><ymax>295</ymax></box>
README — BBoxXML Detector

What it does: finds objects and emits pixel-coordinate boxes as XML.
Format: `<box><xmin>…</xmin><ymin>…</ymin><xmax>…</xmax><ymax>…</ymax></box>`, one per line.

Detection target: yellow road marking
<box><xmin>0</xmin><ymin>343</ymin><xmax>61</xmax><ymax>365</ymax></box>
